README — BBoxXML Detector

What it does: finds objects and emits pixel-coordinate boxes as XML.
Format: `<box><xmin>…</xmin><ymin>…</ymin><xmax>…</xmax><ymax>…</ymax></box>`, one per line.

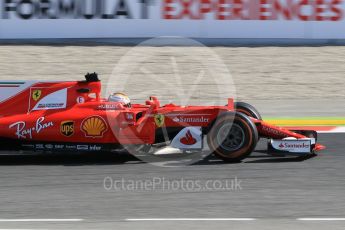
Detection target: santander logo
<box><xmin>180</xmin><ymin>130</ymin><xmax>197</xmax><ymax>146</ymax></box>
<box><xmin>278</xmin><ymin>142</ymin><xmax>310</xmax><ymax>149</ymax></box>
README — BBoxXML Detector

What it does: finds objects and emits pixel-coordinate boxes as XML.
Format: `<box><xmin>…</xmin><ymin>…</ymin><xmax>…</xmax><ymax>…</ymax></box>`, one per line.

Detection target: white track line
<box><xmin>298</xmin><ymin>218</ymin><xmax>345</xmax><ymax>221</ymax></box>
<box><xmin>126</xmin><ymin>218</ymin><xmax>256</xmax><ymax>221</ymax></box>
<box><xmin>318</xmin><ymin>127</ymin><xmax>345</xmax><ymax>133</ymax></box>
<box><xmin>0</xmin><ymin>219</ymin><xmax>83</xmax><ymax>222</ymax></box>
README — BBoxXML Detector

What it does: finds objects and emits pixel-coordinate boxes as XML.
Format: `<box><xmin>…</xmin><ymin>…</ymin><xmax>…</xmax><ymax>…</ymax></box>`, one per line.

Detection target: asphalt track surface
<box><xmin>0</xmin><ymin>133</ymin><xmax>342</xmax><ymax>229</ymax></box>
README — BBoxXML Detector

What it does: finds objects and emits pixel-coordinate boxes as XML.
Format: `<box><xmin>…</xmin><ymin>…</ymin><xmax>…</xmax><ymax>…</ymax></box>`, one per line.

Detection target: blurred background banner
<box><xmin>0</xmin><ymin>0</ymin><xmax>344</xmax><ymax>39</ymax></box>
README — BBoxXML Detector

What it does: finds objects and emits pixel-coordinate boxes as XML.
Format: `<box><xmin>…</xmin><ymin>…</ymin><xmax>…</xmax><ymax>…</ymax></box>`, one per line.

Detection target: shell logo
<box><xmin>81</xmin><ymin>116</ymin><xmax>108</xmax><ymax>138</ymax></box>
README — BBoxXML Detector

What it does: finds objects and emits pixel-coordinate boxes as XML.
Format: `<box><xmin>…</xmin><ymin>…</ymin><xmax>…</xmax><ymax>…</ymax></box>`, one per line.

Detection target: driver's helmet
<box><xmin>108</xmin><ymin>93</ymin><xmax>131</xmax><ymax>107</ymax></box>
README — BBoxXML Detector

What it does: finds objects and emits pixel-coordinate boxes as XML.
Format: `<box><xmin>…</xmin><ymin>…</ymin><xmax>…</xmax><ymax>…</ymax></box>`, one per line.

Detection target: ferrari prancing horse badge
<box><xmin>32</xmin><ymin>90</ymin><xmax>42</xmax><ymax>101</ymax></box>
<box><xmin>154</xmin><ymin>114</ymin><xmax>165</xmax><ymax>127</ymax></box>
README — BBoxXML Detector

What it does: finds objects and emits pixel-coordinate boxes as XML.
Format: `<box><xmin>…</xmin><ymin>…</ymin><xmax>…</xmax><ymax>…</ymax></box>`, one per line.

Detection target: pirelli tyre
<box><xmin>207</xmin><ymin>112</ymin><xmax>259</xmax><ymax>162</ymax></box>
<box><xmin>235</xmin><ymin>102</ymin><xmax>262</xmax><ymax>120</ymax></box>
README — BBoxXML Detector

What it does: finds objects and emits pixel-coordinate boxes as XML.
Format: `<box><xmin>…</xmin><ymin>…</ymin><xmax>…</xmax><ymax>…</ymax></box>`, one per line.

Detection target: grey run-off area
<box><xmin>0</xmin><ymin>45</ymin><xmax>344</xmax><ymax>116</ymax></box>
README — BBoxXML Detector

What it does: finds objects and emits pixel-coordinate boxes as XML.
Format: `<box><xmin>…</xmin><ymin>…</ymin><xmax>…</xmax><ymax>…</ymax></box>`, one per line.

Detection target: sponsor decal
<box><xmin>37</xmin><ymin>103</ymin><xmax>64</xmax><ymax>109</ymax></box>
<box><xmin>180</xmin><ymin>130</ymin><xmax>197</xmax><ymax>145</ymax></box>
<box><xmin>262</xmin><ymin>126</ymin><xmax>288</xmax><ymax>137</ymax></box>
<box><xmin>54</xmin><ymin>144</ymin><xmax>65</xmax><ymax>149</ymax></box>
<box><xmin>60</xmin><ymin>121</ymin><xmax>75</xmax><ymax>137</ymax></box>
<box><xmin>271</xmin><ymin>139</ymin><xmax>312</xmax><ymax>153</ymax></box>
<box><xmin>45</xmin><ymin>144</ymin><xmax>53</xmax><ymax>149</ymax></box>
<box><xmin>90</xmin><ymin>145</ymin><xmax>102</xmax><ymax>151</ymax></box>
<box><xmin>77</xmin><ymin>96</ymin><xmax>85</xmax><ymax>104</ymax></box>
<box><xmin>81</xmin><ymin>116</ymin><xmax>108</xmax><ymax>138</ymax></box>
<box><xmin>32</xmin><ymin>89</ymin><xmax>42</xmax><ymax>101</ymax></box>
<box><xmin>97</xmin><ymin>104</ymin><xmax>121</xmax><ymax>110</ymax></box>
<box><xmin>154</xmin><ymin>114</ymin><xmax>165</xmax><ymax>127</ymax></box>
<box><xmin>1</xmin><ymin>0</ymin><xmax>139</xmax><ymax>19</ymax></box>
<box><xmin>278</xmin><ymin>142</ymin><xmax>310</xmax><ymax>149</ymax></box>
<box><xmin>77</xmin><ymin>145</ymin><xmax>89</xmax><ymax>150</ymax></box>
<box><xmin>9</xmin><ymin>117</ymin><xmax>54</xmax><ymax>139</ymax></box>
<box><xmin>32</xmin><ymin>88</ymin><xmax>67</xmax><ymax>111</ymax></box>
<box><xmin>173</xmin><ymin>116</ymin><xmax>209</xmax><ymax>123</ymax></box>
<box><xmin>0</xmin><ymin>0</ymin><xmax>342</xmax><ymax>22</ymax></box>
<box><xmin>21</xmin><ymin>143</ymin><xmax>102</xmax><ymax>151</ymax></box>
<box><xmin>36</xmin><ymin>144</ymin><xmax>44</xmax><ymax>149</ymax></box>
<box><xmin>163</xmin><ymin>0</ymin><xmax>343</xmax><ymax>21</ymax></box>
<box><xmin>171</xmin><ymin>127</ymin><xmax>203</xmax><ymax>150</ymax></box>
<box><xmin>65</xmin><ymin>145</ymin><xmax>77</xmax><ymax>149</ymax></box>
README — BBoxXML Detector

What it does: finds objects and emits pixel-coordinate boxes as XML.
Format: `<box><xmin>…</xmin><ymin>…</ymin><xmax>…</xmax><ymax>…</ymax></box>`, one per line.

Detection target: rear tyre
<box><xmin>207</xmin><ymin>112</ymin><xmax>258</xmax><ymax>162</ymax></box>
<box><xmin>235</xmin><ymin>102</ymin><xmax>262</xmax><ymax>120</ymax></box>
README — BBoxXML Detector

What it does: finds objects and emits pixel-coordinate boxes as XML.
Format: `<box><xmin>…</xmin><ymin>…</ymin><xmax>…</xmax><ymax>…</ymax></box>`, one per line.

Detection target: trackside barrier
<box><xmin>0</xmin><ymin>0</ymin><xmax>344</xmax><ymax>39</ymax></box>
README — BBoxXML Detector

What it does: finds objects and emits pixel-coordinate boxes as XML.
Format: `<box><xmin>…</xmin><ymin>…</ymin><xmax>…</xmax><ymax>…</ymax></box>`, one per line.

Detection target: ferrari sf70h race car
<box><xmin>0</xmin><ymin>73</ymin><xmax>325</xmax><ymax>162</ymax></box>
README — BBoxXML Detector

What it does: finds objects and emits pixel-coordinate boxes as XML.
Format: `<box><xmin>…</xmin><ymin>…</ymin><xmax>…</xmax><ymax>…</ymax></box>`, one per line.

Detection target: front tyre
<box><xmin>207</xmin><ymin>112</ymin><xmax>259</xmax><ymax>162</ymax></box>
<box><xmin>235</xmin><ymin>102</ymin><xmax>262</xmax><ymax>120</ymax></box>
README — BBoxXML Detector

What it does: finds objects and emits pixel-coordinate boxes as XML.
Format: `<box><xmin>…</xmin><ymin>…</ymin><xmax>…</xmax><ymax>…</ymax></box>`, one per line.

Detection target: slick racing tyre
<box><xmin>235</xmin><ymin>102</ymin><xmax>262</xmax><ymax>120</ymax></box>
<box><xmin>207</xmin><ymin>112</ymin><xmax>259</xmax><ymax>162</ymax></box>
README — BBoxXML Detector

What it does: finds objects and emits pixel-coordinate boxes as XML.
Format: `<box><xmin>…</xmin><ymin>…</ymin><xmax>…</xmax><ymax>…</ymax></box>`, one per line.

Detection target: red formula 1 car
<box><xmin>0</xmin><ymin>73</ymin><xmax>325</xmax><ymax>162</ymax></box>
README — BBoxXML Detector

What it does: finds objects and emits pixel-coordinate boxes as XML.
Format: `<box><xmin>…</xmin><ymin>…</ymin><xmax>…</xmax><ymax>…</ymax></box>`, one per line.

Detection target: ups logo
<box><xmin>60</xmin><ymin>121</ymin><xmax>74</xmax><ymax>137</ymax></box>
